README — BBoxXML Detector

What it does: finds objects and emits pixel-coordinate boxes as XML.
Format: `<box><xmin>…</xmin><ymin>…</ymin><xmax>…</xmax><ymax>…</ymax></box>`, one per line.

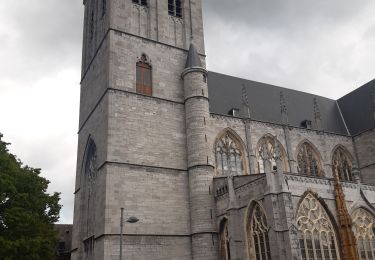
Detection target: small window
<box><xmin>168</xmin><ymin>0</ymin><xmax>182</xmax><ymax>18</ymax></box>
<box><xmin>132</xmin><ymin>0</ymin><xmax>147</xmax><ymax>6</ymax></box>
<box><xmin>101</xmin><ymin>0</ymin><xmax>107</xmax><ymax>17</ymax></box>
<box><xmin>136</xmin><ymin>55</ymin><xmax>152</xmax><ymax>96</ymax></box>
<box><xmin>228</xmin><ymin>108</ymin><xmax>239</xmax><ymax>117</ymax></box>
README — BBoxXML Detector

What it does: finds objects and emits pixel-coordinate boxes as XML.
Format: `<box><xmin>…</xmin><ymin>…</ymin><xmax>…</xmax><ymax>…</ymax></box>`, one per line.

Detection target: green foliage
<box><xmin>0</xmin><ymin>133</ymin><xmax>61</xmax><ymax>259</ymax></box>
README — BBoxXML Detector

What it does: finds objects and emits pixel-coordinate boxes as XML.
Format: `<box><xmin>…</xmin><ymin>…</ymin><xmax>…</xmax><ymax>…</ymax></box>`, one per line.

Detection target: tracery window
<box><xmin>85</xmin><ymin>140</ymin><xmax>97</xmax><ymax>183</ymax></box>
<box><xmin>132</xmin><ymin>0</ymin><xmax>147</xmax><ymax>6</ymax></box>
<box><xmin>257</xmin><ymin>135</ymin><xmax>288</xmax><ymax>173</ymax></box>
<box><xmin>332</xmin><ymin>147</ymin><xmax>353</xmax><ymax>182</ymax></box>
<box><xmin>297</xmin><ymin>193</ymin><xmax>340</xmax><ymax>260</ymax></box>
<box><xmin>297</xmin><ymin>142</ymin><xmax>322</xmax><ymax>177</ymax></box>
<box><xmin>168</xmin><ymin>0</ymin><xmax>182</xmax><ymax>18</ymax></box>
<box><xmin>352</xmin><ymin>208</ymin><xmax>375</xmax><ymax>260</ymax></box>
<box><xmin>136</xmin><ymin>54</ymin><xmax>152</xmax><ymax>96</ymax></box>
<box><xmin>247</xmin><ymin>203</ymin><xmax>271</xmax><ymax>260</ymax></box>
<box><xmin>215</xmin><ymin>132</ymin><xmax>244</xmax><ymax>176</ymax></box>
<box><xmin>219</xmin><ymin>219</ymin><xmax>231</xmax><ymax>260</ymax></box>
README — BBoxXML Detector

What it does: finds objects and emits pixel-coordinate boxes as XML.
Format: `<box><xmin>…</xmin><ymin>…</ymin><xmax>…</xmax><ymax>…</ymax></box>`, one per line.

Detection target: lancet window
<box><xmin>247</xmin><ymin>203</ymin><xmax>271</xmax><ymax>260</ymax></box>
<box><xmin>136</xmin><ymin>54</ymin><xmax>152</xmax><ymax>96</ymax></box>
<box><xmin>297</xmin><ymin>193</ymin><xmax>340</xmax><ymax>260</ymax></box>
<box><xmin>85</xmin><ymin>140</ymin><xmax>97</xmax><ymax>183</ymax></box>
<box><xmin>168</xmin><ymin>0</ymin><xmax>182</xmax><ymax>18</ymax></box>
<box><xmin>297</xmin><ymin>142</ymin><xmax>322</xmax><ymax>177</ymax></box>
<box><xmin>352</xmin><ymin>208</ymin><xmax>375</xmax><ymax>260</ymax></box>
<box><xmin>332</xmin><ymin>147</ymin><xmax>353</xmax><ymax>182</ymax></box>
<box><xmin>215</xmin><ymin>132</ymin><xmax>244</xmax><ymax>176</ymax></box>
<box><xmin>257</xmin><ymin>135</ymin><xmax>288</xmax><ymax>173</ymax></box>
<box><xmin>219</xmin><ymin>219</ymin><xmax>231</xmax><ymax>260</ymax></box>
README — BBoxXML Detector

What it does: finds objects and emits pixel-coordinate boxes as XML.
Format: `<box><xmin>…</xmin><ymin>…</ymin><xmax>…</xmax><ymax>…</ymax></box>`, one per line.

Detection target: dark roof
<box><xmin>207</xmin><ymin>71</ymin><xmax>350</xmax><ymax>135</ymax></box>
<box><xmin>185</xmin><ymin>43</ymin><xmax>202</xmax><ymax>69</ymax></box>
<box><xmin>337</xmin><ymin>79</ymin><xmax>375</xmax><ymax>135</ymax></box>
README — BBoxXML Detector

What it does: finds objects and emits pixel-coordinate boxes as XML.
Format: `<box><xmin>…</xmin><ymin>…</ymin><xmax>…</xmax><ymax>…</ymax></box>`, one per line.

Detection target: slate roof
<box><xmin>185</xmin><ymin>43</ymin><xmax>202</xmax><ymax>69</ymax></box>
<box><xmin>207</xmin><ymin>71</ymin><xmax>375</xmax><ymax>136</ymax></box>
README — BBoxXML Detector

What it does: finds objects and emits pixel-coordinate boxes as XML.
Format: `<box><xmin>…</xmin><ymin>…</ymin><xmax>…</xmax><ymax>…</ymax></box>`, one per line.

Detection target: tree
<box><xmin>0</xmin><ymin>133</ymin><xmax>61</xmax><ymax>260</ymax></box>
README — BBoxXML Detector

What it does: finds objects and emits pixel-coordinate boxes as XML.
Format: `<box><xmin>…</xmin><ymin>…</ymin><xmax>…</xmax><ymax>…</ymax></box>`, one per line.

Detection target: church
<box><xmin>71</xmin><ymin>0</ymin><xmax>375</xmax><ymax>259</ymax></box>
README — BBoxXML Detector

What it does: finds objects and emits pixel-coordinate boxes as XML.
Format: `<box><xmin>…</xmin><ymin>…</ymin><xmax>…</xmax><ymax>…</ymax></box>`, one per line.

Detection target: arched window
<box><xmin>85</xmin><ymin>140</ymin><xmax>97</xmax><ymax>183</ymax></box>
<box><xmin>219</xmin><ymin>219</ymin><xmax>231</xmax><ymax>260</ymax></box>
<box><xmin>352</xmin><ymin>208</ymin><xmax>375</xmax><ymax>260</ymax></box>
<box><xmin>168</xmin><ymin>0</ymin><xmax>182</xmax><ymax>17</ymax></box>
<box><xmin>257</xmin><ymin>135</ymin><xmax>288</xmax><ymax>173</ymax></box>
<box><xmin>297</xmin><ymin>142</ymin><xmax>323</xmax><ymax>177</ymax></box>
<box><xmin>247</xmin><ymin>203</ymin><xmax>271</xmax><ymax>260</ymax></box>
<box><xmin>136</xmin><ymin>54</ymin><xmax>152</xmax><ymax>96</ymax></box>
<box><xmin>332</xmin><ymin>147</ymin><xmax>354</xmax><ymax>182</ymax></box>
<box><xmin>297</xmin><ymin>193</ymin><xmax>340</xmax><ymax>260</ymax></box>
<box><xmin>215</xmin><ymin>132</ymin><xmax>245</xmax><ymax>176</ymax></box>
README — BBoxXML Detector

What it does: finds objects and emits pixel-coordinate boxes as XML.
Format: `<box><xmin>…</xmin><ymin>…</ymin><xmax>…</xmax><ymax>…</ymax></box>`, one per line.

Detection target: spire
<box><xmin>242</xmin><ymin>85</ymin><xmax>251</xmax><ymax>118</ymax></box>
<box><xmin>184</xmin><ymin>43</ymin><xmax>202</xmax><ymax>69</ymax></box>
<box><xmin>314</xmin><ymin>97</ymin><xmax>322</xmax><ymax>131</ymax></box>
<box><xmin>280</xmin><ymin>91</ymin><xmax>288</xmax><ymax>125</ymax></box>
<box><xmin>333</xmin><ymin>165</ymin><xmax>360</xmax><ymax>260</ymax></box>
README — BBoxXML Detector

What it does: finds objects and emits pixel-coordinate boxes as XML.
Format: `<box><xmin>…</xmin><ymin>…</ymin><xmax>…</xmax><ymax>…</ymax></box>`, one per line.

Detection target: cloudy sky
<box><xmin>0</xmin><ymin>0</ymin><xmax>374</xmax><ymax>224</ymax></box>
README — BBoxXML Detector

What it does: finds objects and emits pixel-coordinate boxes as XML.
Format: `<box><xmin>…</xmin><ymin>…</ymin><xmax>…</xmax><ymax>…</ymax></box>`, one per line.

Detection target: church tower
<box><xmin>71</xmin><ymin>0</ymin><xmax>217</xmax><ymax>259</ymax></box>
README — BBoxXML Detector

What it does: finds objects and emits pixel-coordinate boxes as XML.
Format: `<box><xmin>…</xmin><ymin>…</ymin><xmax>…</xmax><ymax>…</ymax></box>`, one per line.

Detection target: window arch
<box><xmin>352</xmin><ymin>208</ymin><xmax>375</xmax><ymax>260</ymax></box>
<box><xmin>215</xmin><ymin>131</ymin><xmax>245</xmax><ymax>176</ymax></box>
<box><xmin>219</xmin><ymin>219</ymin><xmax>231</xmax><ymax>260</ymax></box>
<box><xmin>297</xmin><ymin>142</ymin><xmax>323</xmax><ymax>177</ymax></box>
<box><xmin>297</xmin><ymin>193</ymin><xmax>340</xmax><ymax>260</ymax></box>
<box><xmin>332</xmin><ymin>146</ymin><xmax>354</xmax><ymax>182</ymax></box>
<box><xmin>246</xmin><ymin>203</ymin><xmax>271</xmax><ymax>260</ymax></box>
<box><xmin>256</xmin><ymin>135</ymin><xmax>288</xmax><ymax>173</ymax></box>
<box><xmin>136</xmin><ymin>54</ymin><xmax>152</xmax><ymax>96</ymax></box>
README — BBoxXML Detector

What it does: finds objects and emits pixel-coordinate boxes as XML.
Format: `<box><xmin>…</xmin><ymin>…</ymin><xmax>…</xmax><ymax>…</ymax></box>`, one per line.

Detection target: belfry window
<box><xmin>247</xmin><ymin>203</ymin><xmax>271</xmax><ymax>260</ymax></box>
<box><xmin>132</xmin><ymin>0</ymin><xmax>148</xmax><ymax>6</ymax></box>
<box><xmin>219</xmin><ymin>219</ymin><xmax>231</xmax><ymax>260</ymax></box>
<box><xmin>257</xmin><ymin>135</ymin><xmax>288</xmax><ymax>173</ymax></box>
<box><xmin>297</xmin><ymin>142</ymin><xmax>322</xmax><ymax>177</ymax></box>
<box><xmin>297</xmin><ymin>193</ymin><xmax>340</xmax><ymax>260</ymax></box>
<box><xmin>215</xmin><ymin>132</ymin><xmax>244</xmax><ymax>176</ymax></box>
<box><xmin>136</xmin><ymin>54</ymin><xmax>152</xmax><ymax>96</ymax></box>
<box><xmin>332</xmin><ymin>147</ymin><xmax>353</xmax><ymax>182</ymax></box>
<box><xmin>352</xmin><ymin>208</ymin><xmax>375</xmax><ymax>260</ymax></box>
<box><xmin>168</xmin><ymin>0</ymin><xmax>182</xmax><ymax>18</ymax></box>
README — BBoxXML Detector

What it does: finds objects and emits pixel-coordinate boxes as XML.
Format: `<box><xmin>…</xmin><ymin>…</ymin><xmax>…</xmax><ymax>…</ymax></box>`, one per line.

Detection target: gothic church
<box><xmin>72</xmin><ymin>0</ymin><xmax>375</xmax><ymax>259</ymax></box>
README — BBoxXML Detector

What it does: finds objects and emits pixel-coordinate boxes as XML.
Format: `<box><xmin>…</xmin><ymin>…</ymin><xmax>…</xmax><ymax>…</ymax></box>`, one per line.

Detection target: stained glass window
<box><xmin>247</xmin><ymin>203</ymin><xmax>271</xmax><ymax>260</ymax></box>
<box><xmin>215</xmin><ymin>133</ymin><xmax>244</xmax><ymax>176</ymax></box>
<box><xmin>297</xmin><ymin>193</ymin><xmax>340</xmax><ymax>260</ymax></box>
<box><xmin>352</xmin><ymin>208</ymin><xmax>375</xmax><ymax>260</ymax></box>
<box><xmin>297</xmin><ymin>142</ymin><xmax>322</xmax><ymax>177</ymax></box>
<box><xmin>332</xmin><ymin>147</ymin><xmax>353</xmax><ymax>182</ymax></box>
<box><xmin>257</xmin><ymin>136</ymin><xmax>288</xmax><ymax>173</ymax></box>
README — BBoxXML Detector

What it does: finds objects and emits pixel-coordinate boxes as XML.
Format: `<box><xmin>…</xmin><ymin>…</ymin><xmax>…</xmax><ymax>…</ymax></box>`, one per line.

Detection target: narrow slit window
<box><xmin>168</xmin><ymin>0</ymin><xmax>182</xmax><ymax>18</ymax></box>
<box><xmin>136</xmin><ymin>55</ymin><xmax>152</xmax><ymax>96</ymax></box>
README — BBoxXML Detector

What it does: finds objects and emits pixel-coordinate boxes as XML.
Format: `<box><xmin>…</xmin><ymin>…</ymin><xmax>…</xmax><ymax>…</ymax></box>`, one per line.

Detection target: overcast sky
<box><xmin>0</xmin><ymin>0</ymin><xmax>374</xmax><ymax>224</ymax></box>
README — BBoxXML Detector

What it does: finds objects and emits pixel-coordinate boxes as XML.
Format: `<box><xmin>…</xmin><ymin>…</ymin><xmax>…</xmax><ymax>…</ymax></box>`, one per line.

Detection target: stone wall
<box><xmin>354</xmin><ymin>127</ymin><xmax>375</xmax><ymax>184</ymax></box>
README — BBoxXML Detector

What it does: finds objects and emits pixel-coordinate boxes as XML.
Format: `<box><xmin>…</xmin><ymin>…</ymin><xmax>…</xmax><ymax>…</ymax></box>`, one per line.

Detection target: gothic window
<box><xmin>257</xmin><ymin>135</ymin><xmax>288</xmax><ymax>173</ymax></box>
<box><xmin>136</xmin><ymin>54</ymin><xmax>152</xmax><ymax>96</ymax></box>
<box><xmin>85</xmin><ymin>140</ymin><xmax>97</xmax><ymax>183</ymax></box>
<box><xmin>297</xmin><ymin>193</ymin><xmax>340</xmax><ymax>260</ymax></box>
<box><xmin>247</xmin><ymin>203</ymin><xmax>271</xmax><ymax>260</ymax></box>
<box><xmin>352</xmin><ymin>208</ymin><xmax>375</xmax><ymax>260</ymax></box>
<box><xmin>168</xmin><ymin>0</ymin><xmax>182</xmax><ymax>18</ymax></box>
<box><xmin>332</xmin><ymin>147</ymin><xmax>353</xmax><ymax>182</ymax></box>
<box><xmin>219</xmin><ymin>219</ymin><xmax>231</xmax><ymax>260</ymax></box>
<box><xmin>297</xmin><ymin>142</ymin><xmax>322</xmax><ymax>177</ymax></box>
<box><xmin>132</xmin><ymin>0</ymin><xmax>147</xmax><ymax>6</ymax></box>
<box><xmin>215</xmin><ymin>132</ymin><xmax>245</xmax><ymax>176</ymax></box>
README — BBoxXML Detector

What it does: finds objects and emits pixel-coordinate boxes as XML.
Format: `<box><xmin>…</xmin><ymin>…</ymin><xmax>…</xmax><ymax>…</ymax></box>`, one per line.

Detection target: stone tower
<box><xmin>71</xmin><ymin>0</ymin><xmax>216</xmax><ymax>259</ymax></box>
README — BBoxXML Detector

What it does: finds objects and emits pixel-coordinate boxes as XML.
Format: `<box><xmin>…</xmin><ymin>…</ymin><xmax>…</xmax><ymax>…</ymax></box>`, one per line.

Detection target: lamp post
<box><xmin>120</xmin><ymin>208</ymin><xmax>139</xmax><ymax>260</ymax></box>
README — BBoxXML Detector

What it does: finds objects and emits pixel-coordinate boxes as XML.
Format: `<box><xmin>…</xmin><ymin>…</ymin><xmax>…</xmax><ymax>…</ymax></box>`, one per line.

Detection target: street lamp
<box><xmin>120</xmin><ymin>208</ymin><xmax>139</xmax><ymax>260</ymax></box>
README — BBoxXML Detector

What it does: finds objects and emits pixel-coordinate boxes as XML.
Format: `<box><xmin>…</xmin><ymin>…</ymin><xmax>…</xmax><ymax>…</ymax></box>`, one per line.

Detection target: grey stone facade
<box><xmin>72</xmin><ymin>1</ymin><xmax>375</xmax><ymax>259</ymax></box>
